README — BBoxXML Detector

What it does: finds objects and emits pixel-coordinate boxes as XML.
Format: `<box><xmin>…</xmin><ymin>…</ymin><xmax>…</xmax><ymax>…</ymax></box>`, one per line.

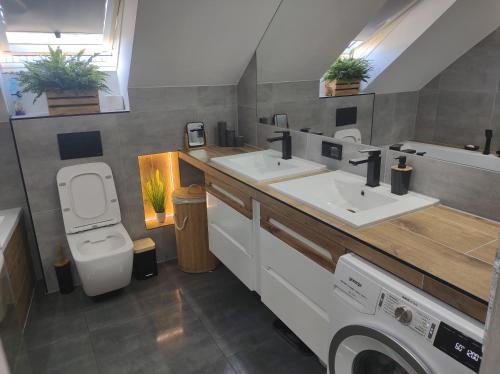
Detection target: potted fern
<box><xmin>17</xmin><ymin>46</ymin><xmax>109</xmax><ymax>115</ymax></box>
<box><xmin>145</xmin><ymin>170</ymin><xmax>167</xmax><ymax>223</ymax></box>
<box><xmin>323</xmin><ymin>57</ymin><xmax>372</xmax><ymax>97</ymax></box>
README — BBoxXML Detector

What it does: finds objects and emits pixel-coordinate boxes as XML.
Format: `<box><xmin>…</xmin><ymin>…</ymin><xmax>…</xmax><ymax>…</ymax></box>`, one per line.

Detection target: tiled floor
<box><xmin>12</xmin><ymin>262</ymin><xmax>326</xmax><ymax>374</ymax></box>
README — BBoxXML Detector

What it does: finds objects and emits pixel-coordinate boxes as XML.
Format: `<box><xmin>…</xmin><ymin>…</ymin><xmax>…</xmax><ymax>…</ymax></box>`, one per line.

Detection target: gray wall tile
<box><xmin>13</xmin><ymin>84</ymin><xmax>237</xmax><ymax>293</ymax></box>
<box><xmin>414</xmin><ymin>27</ymin><xmax>500</xmax><ymax>150</ymax></box>
<box><xmin>383</xmin><ymin>150</ymin><xmax>500</xmax><ymax>222</ymax></box>
<box><xmin>371</xmin><ymin>92</ymin><xmax>418</xmax><ymax>147</ymax></box>
<box><xmin>0</xmin><ymin>121</ymin><xmax>42</xmax><ymax>279</ymax></box>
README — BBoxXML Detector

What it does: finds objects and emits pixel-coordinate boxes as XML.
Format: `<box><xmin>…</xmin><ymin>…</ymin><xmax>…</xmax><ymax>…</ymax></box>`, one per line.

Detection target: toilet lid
<box><xmin>57</xmin><ymin>162</ymin><xmax>121</xmax><ymax>234</ymax></box>
<box><xmin>334</xmin><ymin>128</ymin><xmax>362</xmax><ymax>144</ymax></box>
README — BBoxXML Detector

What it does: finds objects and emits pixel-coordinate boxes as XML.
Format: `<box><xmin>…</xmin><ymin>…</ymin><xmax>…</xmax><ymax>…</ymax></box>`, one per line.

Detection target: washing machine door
<box><xmin>329</xmin><ymin>325</ymin><xmax>430</xmax><ymax>374</ymax></box>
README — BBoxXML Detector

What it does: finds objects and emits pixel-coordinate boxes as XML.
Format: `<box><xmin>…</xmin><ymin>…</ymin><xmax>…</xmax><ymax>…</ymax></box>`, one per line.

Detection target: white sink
<box><xmin>270</xmin><ymin>171</ymin><xmax>439</xmax><ymax>228</ymax></box>
<box><xmin>211</xmin><ymin>150</ymin><xmax>326</xmax><ymax>183</ymax></box>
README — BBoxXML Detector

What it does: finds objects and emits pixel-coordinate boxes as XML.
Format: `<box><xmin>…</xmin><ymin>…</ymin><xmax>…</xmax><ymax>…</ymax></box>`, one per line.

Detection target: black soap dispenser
<box><xmin>391</xmin><ymin>156</ymin><xmax>412</xmax><ymax>195</ymax></box>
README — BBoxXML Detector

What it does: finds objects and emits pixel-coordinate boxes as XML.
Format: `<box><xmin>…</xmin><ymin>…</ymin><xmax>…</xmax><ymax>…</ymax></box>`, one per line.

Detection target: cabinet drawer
<box><xmin>205</xmin><ymin>174</ymin><xmax>252</xmax><ymax>219</ymax></box>
<box><xmin>261</xmin><ymin>265</ymin><xmax>331</xmax><ymax>362</ymax></box>
<box><xmin>207</xmin><ymin>192</ymin><xmax>254</xmax><ymax>290</ymax></box>
<box><xmin>260</xmin><ymin>228</ymin><xmax>333</xmax><ymax>314</ymax></box>
<box><xmin>260</xmin><ymin>206</ymin><xmax>345</xmax><ymax>272</ymax></box>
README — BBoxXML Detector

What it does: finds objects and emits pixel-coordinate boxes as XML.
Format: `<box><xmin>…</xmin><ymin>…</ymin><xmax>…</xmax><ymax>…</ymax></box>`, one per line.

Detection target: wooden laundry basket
<box><xmin>173</xmin><ymin>185</ymin><xmax>219</xmax><ymax>273</ymax></box>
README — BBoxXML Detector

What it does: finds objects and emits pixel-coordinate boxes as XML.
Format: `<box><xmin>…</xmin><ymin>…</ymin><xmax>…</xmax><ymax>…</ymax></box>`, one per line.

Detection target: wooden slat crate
<box><xmin>47</xmin><ymin>89</ymin><xmax>100</xmax><ymax>115</ymax></box>
<box><xmin>324</xmin><ymin>80</ymin><xmax>360</xmax><ymax>97</ymax></box>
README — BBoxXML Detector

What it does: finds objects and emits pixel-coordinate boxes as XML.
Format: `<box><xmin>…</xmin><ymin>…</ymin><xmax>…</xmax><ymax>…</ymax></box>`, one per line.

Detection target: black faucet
<box><xmin>349</xmin><ymin>149</ymin><xmax>382</xmax><ymax>187</ymax></box>
<box><xmin>267</xmin><ymin>130</ymin><xmax>292</xmax><ymax>160</ymax></box>
<box><xmin>483</xmin><ymin>129</ymin><xmax>493</xmax><ymax>155</ymax></box>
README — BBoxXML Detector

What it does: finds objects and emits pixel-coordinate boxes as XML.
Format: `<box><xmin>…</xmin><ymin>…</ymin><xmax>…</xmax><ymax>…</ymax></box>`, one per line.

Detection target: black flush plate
<box><xmin>336</xmin><ymin>107</ymin><xmax>357</xmax><ymax>126</ymax></box>
<box><xmin>57</xmin><ymin>131</ymin><xmax>103</xmax><ymax>160</ymax></box>
<box><xmin>322</xmin><ymin>141</ymin><xmax>343</xmax><ymax>160</ymax></box>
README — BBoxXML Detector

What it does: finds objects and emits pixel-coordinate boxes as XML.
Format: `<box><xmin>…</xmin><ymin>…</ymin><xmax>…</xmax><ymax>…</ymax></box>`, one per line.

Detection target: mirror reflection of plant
<box><xmin>323</xmin><ymin>57</ymin><xmax>372</xmax><ymax>83</ymax></box>
<box><xmin>145</xmin><ymin>170</ymin><xmax>167</xmax><ymax>214</ymax></box>
<box><xmin>17</xmin><ymin>46</ymin><xmax>110</xmax><ymax>103</ymax></box>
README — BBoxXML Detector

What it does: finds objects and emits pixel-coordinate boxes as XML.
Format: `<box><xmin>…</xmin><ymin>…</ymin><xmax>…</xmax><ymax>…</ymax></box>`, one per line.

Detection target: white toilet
<box><xmin>56</xmin><ymin>162</ymin><xmax>133</xmax><ymax>296</ymax></box>
<box><xmin>334</xmin><ymin>128</ymin><xmax>362</xmax><ymax>144</ymax></box>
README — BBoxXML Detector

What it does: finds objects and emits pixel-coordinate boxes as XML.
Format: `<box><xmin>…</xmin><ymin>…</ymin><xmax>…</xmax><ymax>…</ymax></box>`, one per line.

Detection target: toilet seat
<box><xmin>57</xmin><ymin>162</ymin><xmax>121</xmax><ymax>234</ymax></box>
<box><xmin>334</xmin><ymin>128</ymin><xmax>362</xmax><ymax>144</ymax></box>
<box><xmin>66</xmin><ymin>223</ymin><xmax>133</xmax><ymax>263</ymax></box>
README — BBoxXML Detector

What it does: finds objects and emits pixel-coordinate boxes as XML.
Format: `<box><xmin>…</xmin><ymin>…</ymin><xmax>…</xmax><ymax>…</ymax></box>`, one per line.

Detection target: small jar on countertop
<box><xmin>391</xmin><ymin>156</ymin><xmax>412</xmax><ymax>195</ymax></box>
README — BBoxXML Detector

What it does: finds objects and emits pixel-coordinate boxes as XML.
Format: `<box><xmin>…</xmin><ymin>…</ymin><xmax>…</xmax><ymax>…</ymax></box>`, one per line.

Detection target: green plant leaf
<box><xmin>323</xmin><ymin>57</ymin><xmax>372</xmax><ymax>83</ymax></box>
<box><xmin>17</xmin><ymin>46</ymin><xmax>110</xmax><ymax>103</ymax></box>
<box><xmin>144</xmin><ymin>169</ymin><xmax>167</xmax><ymax>213</ymax></box>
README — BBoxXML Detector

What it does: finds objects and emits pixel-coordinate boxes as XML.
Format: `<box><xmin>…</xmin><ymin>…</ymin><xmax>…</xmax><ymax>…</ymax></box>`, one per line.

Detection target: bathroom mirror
<box><xmin>255</xmin><ymin>0</ymin><xmax>376</xmax><ymax>145</ymax></box>
<box><xmin>185</xmin><ymin>122</ymin><xmax>207</xmax><ymax>149</ymax></box>
<box><xmin>250</xmin><ymin>0</ymin><xmax>500</xmax><ymax>173</ymax></box>
<box><xmin>273</xmin><ymin>114</ymin><xmax>289</xmax><ymax>128</ymax></box>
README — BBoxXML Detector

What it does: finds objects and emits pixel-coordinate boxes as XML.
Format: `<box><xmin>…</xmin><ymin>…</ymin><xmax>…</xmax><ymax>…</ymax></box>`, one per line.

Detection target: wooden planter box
<box><xmin>324</xmin><ymin>80</ymin><xmax>360</xmax><ymax>97</ymax></box>
<box><xmin>46</xmin><ymin>89</ymin><xmax>100</xmax><ymax>116</ymax></box>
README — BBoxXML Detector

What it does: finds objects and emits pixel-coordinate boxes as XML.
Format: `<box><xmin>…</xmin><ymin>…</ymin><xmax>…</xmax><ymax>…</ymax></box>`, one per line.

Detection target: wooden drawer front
<box><xmin>261</xmin><ymin>266</ymin><xmax>331</xmax><ymax>362</ymax></box>
<box><xmin>207</xmin><ymin>192</ymin><xmax>254</xmax><ymax>290</ymax></box>
<box><xmin>260</xmin><ymin>206</ymin><xmax>345</xmax><ymax>272</ymax></box>
<box><xmin>4</xmin><ymin>225</ymin><xmax>31</xmax><ymax>302</ymax></box>
<box><xmin>205</xmin><ymin>175</ymin><xmax>252</xmax><ymax>219</ymax></box>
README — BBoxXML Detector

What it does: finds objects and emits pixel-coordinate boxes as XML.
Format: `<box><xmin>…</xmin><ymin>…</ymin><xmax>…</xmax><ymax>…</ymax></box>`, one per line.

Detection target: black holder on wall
<box><xmin>54</xmin><ymin>259</ymin><xmax>74</xmax><ymax>294</ymax></box>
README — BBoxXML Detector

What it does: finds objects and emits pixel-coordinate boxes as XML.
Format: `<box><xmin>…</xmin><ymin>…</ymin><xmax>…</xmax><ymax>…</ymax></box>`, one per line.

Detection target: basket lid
<box><xmin>173</xmin><ymin>185</ymin><xmax>206</xmax><ymax>204</ymax></box>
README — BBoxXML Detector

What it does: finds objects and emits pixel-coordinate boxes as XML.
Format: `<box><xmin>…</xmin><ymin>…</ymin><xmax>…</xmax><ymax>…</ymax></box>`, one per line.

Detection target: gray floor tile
<box><xmin>22</xmin><ymin>309</ymin><xmax>88</xmax><ymax>350</ymax></box>
<box><xmin>91</xmin><ymin>306</ymin><xmax>227</xmax><ymax>374</ymax></box>
<box><xmin>228</xmin><ymin>335</ymin><xmax>326</xmax><ymax>374</ymax></box>
<box><xmin>84</xmin><ymin>284</ymin><xmax>184</xmax><ymax>331</ymax></box>
<box><xmin>14</xmin><ymin>334</ymin><xmax>98</xmax><ymax>374</ymax></box>
<box><xmin>12</xmin><ymin>261</ymin><xmax>326</xmax><ymax>374</ymax></box>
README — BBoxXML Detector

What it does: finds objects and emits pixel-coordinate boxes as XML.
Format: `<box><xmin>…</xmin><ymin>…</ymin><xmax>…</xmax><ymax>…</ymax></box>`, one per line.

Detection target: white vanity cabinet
<box><xmin>259</xmin><ymin>205</ymin><xmax>345</xmax><ymax>362</ymax></box>
<box><xmin>205</xmin><ymin>175</ymin><xmax>256</xmax><ymax>290</ymax></box>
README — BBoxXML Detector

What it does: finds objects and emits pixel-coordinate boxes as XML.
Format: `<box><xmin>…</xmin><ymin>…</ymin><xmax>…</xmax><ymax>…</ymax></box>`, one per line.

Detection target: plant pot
<box><xmin>46</xmin><ymin>89</ymin><xmax>100</xmax><ymax>116</ymax></box>
<box><xmin>155</xmin><ymin>212</ymin><xmax>166</xmax><ymax>223</ymax></box>
<box><xmin>324</xmin><ymin>80</ymin><xmax>334</xmax><ymax>97</ymax></box>
<box><xmin>324</xmin><ymin>80</ymin><xmax>360</xmax><ymax>97</ymax></box>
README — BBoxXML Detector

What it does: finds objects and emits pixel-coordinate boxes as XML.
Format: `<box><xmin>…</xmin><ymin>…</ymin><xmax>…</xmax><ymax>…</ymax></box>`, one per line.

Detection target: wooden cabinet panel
<box><xmin>260</xmin><ymin>205</ymin><xmax>345</xmax><ymax>272</ymax></box>
<box><xmin>3</xmin><ymin>222</ymin><xmax>34</xmax><ymax>326</ymax></box>
<box><xmin>205</xmin><ymin>174</ymin><xmax>252</xmax><ymax>219</ymax></box>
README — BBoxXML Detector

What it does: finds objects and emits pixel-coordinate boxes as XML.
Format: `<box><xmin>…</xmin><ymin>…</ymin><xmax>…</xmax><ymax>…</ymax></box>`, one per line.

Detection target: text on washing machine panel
<box><xmin>378</xmin><ymin>290</ymin><xmax>439</xmax><ymax>340</ymax></box>
<box><xmin>433</xmin><ymin>322</ymin><xmax>482</xmax><ymax>373</ymax></box>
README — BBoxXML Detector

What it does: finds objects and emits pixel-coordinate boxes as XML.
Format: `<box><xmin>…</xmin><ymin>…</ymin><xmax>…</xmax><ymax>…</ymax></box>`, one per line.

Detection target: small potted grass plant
<box><xmin>145</xmin><ymin>170</ymin><xmax>167</xmax><ymax>223</ymax></box>
<box><xmin>17</xmin><ymin>46</ymin><xmax>109</xmax><ymax>115</ymax></box>
<box><xmin>323</xmin><ymin>57</ymin><xmax>372</xmax><ymax>97</ymax></box>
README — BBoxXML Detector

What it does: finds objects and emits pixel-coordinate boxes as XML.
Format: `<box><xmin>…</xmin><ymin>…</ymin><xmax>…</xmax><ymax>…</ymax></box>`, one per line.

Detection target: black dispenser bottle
<box><xmin>391</xmin><ymin>156</ymin><xmax>412</xmax><ymax>195</ymax></box>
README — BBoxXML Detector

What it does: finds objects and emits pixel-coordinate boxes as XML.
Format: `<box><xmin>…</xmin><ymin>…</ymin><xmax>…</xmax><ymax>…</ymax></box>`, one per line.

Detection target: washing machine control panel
<box><xmin>378</xmin><ymin>290</ymin><xmax>439</xmax><ymax>341</ymax></box>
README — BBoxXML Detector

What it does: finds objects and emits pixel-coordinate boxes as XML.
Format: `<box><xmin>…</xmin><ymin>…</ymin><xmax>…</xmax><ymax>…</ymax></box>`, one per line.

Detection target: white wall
<box><xmin>128</xmin><ymin>0</ymin><xmax>282</xmax><ymax>87</ymax></box>
<box><xmin>256</xmin><ymin>0</ymin><xmax>386</xmax><ymax>84</ymax></box>
<box><xmin>365</xmin><ymin>0</ymin><xmax>500</xmax><ymax>93</ymax></box>
<box><xmin>116</xmin><ymin>0</ymin><xmax>138</xmax><ymax>109</ymax></box>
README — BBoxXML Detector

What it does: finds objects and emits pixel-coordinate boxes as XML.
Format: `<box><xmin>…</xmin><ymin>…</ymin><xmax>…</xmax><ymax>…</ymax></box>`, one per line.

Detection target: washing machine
<box><xmin>328</xmin><ymin>254</ymin><xmax>484</xmax><ymax>374</ymax></box>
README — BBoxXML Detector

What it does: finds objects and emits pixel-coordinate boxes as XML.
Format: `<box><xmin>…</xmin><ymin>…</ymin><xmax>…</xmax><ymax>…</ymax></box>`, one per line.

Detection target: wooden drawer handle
<box><xmin>263</xmin><ymin>218</ymin><xmax>335</xmax><ymax>272</ymax></box>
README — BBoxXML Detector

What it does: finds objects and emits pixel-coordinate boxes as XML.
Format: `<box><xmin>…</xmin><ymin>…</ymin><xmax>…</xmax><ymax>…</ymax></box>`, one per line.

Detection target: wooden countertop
<box><xmin>179</xmin><ymin>146</ymin><xmax>499</xmax><ymax>310</ymax></box>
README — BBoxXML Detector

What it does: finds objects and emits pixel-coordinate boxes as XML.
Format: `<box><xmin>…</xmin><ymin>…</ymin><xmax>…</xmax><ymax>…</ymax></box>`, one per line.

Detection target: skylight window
<box><xmin>0</xmin><ymin>0</ymin><xmax>122</xmax><ymax>72</ymax></box>
<box><xmin>338</xmin><ymin>0</ymin><xmax>419</xmax><ymax>60</ymax></box>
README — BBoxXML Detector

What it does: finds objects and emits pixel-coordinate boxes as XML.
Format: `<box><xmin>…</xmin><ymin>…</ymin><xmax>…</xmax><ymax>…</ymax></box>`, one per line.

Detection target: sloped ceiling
<box><xmin>256</xmin><ymin>0</ymin><xmax>386</xmax><ymax>83</ymax></box>
<box><xmin>128</xmin><ymin>0</ymin><xmax>281</xmax><ymax>88</ymax></box>
<box><xmin>364</xmin><ymin>0</ymin><xmax>500</xmax><ymax>94</ymax></box>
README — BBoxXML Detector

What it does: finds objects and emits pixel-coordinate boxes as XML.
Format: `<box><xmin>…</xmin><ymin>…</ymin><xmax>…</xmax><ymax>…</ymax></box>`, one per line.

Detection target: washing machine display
<box><xmin>433</xmin><ymin>322</ymin><xmax>482</xmax><ymax>373</ymax></box>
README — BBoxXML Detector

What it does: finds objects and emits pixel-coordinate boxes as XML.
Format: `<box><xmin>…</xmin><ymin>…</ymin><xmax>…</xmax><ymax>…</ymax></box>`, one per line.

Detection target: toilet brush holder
<box><xmin>54</xmin><ymin>258</ymin><xmax>74</xmax><ymax>294</ymax></box>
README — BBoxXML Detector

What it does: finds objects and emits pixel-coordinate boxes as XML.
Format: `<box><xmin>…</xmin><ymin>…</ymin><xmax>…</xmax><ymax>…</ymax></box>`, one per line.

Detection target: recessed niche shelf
<box><xmin>138</xmin><ymin>151</ymin><xmax>180</xmax><ymax>230</ymax></box>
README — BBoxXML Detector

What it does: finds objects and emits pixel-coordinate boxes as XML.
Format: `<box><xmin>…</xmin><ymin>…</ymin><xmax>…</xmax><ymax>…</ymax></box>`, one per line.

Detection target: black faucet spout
<box><xmin>348</xmin><ymin>157</ymin><xmax>369</xmax><ymax>166</ymax></box>
<box><xmin>483</xmin><ymin>129</ymin><xmax>493</xmax><ymax>155</ymax></box>
<box><xmin>267</xmin><ymin>130</ymin><xmax>292</xmax><ymax>160</ymax></box>
<box><xmin>349</xmin><ymin>149</ymin><xmax>382</xmax><ymax>187</ymax></box>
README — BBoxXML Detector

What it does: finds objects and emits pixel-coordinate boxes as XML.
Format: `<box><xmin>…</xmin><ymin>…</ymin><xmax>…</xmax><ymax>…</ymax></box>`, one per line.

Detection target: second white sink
<box><xmin>270</xmin><ymin>171</ymin><xmax>439</xmax><ymax>228</ymax></box>
<box><xmin>210</xmin><ymin>150</ymin><xmax>326</xmax><ymax>183</ymax></box>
